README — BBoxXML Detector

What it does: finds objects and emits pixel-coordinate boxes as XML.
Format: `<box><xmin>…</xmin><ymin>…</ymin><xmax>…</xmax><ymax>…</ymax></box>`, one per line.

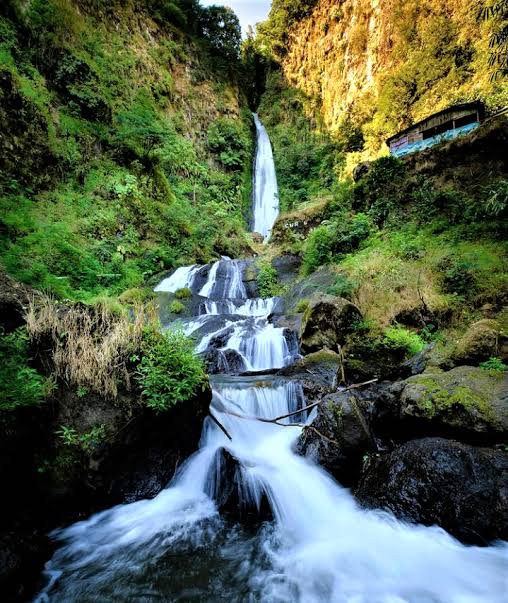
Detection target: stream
<box><xmin>35</xmin><ymin>114</ymin><xmax>508</xmax><ymax>603</ymax></box>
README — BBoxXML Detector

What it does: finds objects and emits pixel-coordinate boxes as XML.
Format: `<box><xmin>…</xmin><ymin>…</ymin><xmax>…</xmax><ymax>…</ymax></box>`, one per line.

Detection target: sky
<box><xmin>200</xmin><ymin>0</ymin><xmax>271</xmax><ymax>35</ymax></box>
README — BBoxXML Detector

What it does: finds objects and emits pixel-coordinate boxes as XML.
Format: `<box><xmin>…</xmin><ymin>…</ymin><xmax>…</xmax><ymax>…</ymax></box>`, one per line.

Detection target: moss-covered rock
<box><xmin>400</xmin><ymin>366</ymin><xmax>508</xmax><ymax>444</ymax></box>
<box><xmin>300</xmin><ymin>293</ymin><xmax>362</xmax><ymax>354</ymax></box>
<box><xmin>451</xmin><ymin>319</ymin><xmax>508</xmax><ymax>365</ymax></box>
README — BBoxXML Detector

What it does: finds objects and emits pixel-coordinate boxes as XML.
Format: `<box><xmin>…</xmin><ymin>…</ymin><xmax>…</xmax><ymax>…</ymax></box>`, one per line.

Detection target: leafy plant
<box><xmin>136</xmin><ymin>326</ymin><xmax>206</xmax><ymax>412</ymax></box>
<box><xmin>0</xmin><ymin>327</ymin><xmax>51</xmax><ymax>412</ymax></box>
<box><xmin>295</xmin><ymin>299</ymin><xmax>310</xmax><ymax>313</ymax></box>
<box><xmin>169</xmin><ymin>300</ymin><xmax>185</xmax><ymax>314</ymax></box>
<box><xmin>56</xmin><ymin>423</ymin><xmax>107</xmax><ymax>453</ymax></box>
<box><xmin>257</xmin><ymin>261</ymin><xmax>280</xmax><ymax>298</ymax></box>
<box><xmin>383</xmin><ymin>326</ymin><xmax>425</xmax><ymax>357</ymax></box>
<box><xmin>479</xmin><ymin>357</ymin><xmax>507</xmax><ymax>373</ymax></box>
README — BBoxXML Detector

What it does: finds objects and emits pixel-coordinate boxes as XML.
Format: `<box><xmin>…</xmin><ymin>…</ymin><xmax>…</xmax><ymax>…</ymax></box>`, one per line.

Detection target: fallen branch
<box><xmin>216</xmin><ymin>378</ymin><xmax>378</xmax><ymax>426</ymax></box>
<box><xmin>209</xmin><ymin>410</ymin><xmax>232</xmax><ymax>441</ymax></box>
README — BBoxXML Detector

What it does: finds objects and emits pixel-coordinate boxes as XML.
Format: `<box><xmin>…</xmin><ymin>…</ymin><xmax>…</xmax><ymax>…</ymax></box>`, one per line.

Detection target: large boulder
<box><xmin>355</xmin><ymin>437</ymin><xmax>508</xmax><ymax>545</ymax></box>
<box><xmin>450</xmin><ymin>319</ymin><xmax>508</xmax><ymax>365</ymax></box>
<box><xmin>400</xmin><ymin>366</ymin><xmax>508</xmax><ymax>444</ymax></box>
<box><xmin>300</xmin><ymin>294</ymin><xmax>362</xmax><ymax>354</ymax></box>
<box><xmin>296</xmin><ymin>389</ymin><xmax>374</xmax><ymax>485</ymax></box>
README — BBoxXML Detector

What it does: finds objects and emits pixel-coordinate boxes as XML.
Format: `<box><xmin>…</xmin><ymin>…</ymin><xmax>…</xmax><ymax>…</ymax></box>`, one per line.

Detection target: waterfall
<box><xmin>35</xmin><ymin>118</ymin><xmax>508</xmax><ymax>603</ymax></box>
<box><xmin>252</xmin><ymin>113</ymin><xmax>279</xmax><ymax>241</ymax></box>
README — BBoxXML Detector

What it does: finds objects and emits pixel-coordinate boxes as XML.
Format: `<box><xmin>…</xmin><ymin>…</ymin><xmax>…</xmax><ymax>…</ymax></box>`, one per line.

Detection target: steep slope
<box><xmin>0</xmin><ymin>0</ymin><xmax>253</xmax><ymax>302</ymax></box>
<box><xmin>259</xmin><ymin>0</ymin><xmax>508</xmax><ymax>155</ymax></box>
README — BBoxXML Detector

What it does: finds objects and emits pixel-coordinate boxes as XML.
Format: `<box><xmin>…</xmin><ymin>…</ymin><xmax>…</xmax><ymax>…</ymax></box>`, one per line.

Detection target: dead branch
<box><xmin>209</xmin><ymin>411</ymin><xmax>232</xmax><ymax>441</ymax></box>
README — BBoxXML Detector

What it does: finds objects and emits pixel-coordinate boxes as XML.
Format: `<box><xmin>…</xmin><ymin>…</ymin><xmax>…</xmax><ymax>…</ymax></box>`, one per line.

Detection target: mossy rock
<box><xmin>300</xmin><ymin>293</ymin><xmax>362</xmax><ymax>354</ymax></box>
<box><xmin>401</xmin><ymin>366</ymin><xmax>508</xmax><ymax>443</ymax></box>
<box><xmin>451</xmin><ymin>319</ymin><xmax>508</xmax><ymax>365</ymax></box>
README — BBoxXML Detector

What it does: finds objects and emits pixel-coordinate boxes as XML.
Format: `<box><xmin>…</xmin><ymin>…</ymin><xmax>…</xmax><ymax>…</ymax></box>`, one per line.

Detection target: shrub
<box><xmin>207</xmin><ymin>118</ymin><xmax>249</xmax><ymax>170</ymax></box>
<box><xmin>169</xmin><ymin>300</ymin><xmax>185</xmax><ymax>314</ymax></box>
<box><xmin>257</xmin><ymin>261</ymin><xmax>280</xmax><ymax>298</ymax></box>
<box><xmin>383</xmin><ymin>325</ymin><xmax>425</xmax><ymax>357</ymax></box>
<box><xmin>56</xmin><ymin>423</ymin><xmax>107</xmax><ymax>454</ymax></box>
<box><xmin>326</xmin><ymin>274</ymin><xmax>357</xmax><ymax>299</ymax></box>
<box><xmin>295</xmin><ymin>299</ymin><xmax>310</xmax><ymax>313</ymax></box>
<box><xmin>0</xmin><ymin>327</ymin><xmax>51</xmax><ymax>411</ymax></box>
<box><xmin>175</xmin><ymin>287</ymin><xmax>192</xmax><ymax>299</ymax></box>
<box><xmin>479</xmin><ymin>357</ymin><xmax>507</xmax><ymax>374</ymax></box>
<box><xmin>302</xmin><ymin>224</ymin><xmax>334</xmax><ymax>275</ymax></box>
<box><xmin>136</xmin><ymin>327</ymin><xmax>206</xmax><ymax>412</ymax></box>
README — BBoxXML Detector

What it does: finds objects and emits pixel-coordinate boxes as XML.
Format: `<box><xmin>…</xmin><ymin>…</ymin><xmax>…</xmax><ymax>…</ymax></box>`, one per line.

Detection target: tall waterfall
<box><xmin>35</xmin><ymin>118</ymin><xmax>508</xmax><ymax>603</ymax></box>
<box><xmin>252</xmin><ymin>113</ymin><xmax>279</xmax><ymax>241</ymax></box>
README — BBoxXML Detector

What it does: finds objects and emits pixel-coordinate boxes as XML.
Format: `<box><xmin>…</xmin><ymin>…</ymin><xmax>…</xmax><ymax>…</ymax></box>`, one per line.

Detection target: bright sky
<box><xmin>200</xmin><ymin>0</ymin><xmax>271</xmax><ymax>35</ymax></box>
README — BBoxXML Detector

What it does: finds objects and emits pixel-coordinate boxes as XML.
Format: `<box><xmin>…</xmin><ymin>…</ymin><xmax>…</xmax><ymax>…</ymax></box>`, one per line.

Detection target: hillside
<box><xmin>258</xmin><ymin>0</ymin><xmax>508</xmax><ymax>159</ymax></box>
<box><xmin>0</xmin><ymin>0</ymin><xmax>253</xmax><ymax>303</ymax></box>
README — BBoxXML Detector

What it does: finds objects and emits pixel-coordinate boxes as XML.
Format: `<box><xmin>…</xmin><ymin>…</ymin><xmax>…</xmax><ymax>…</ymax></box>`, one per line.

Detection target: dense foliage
<box><xmin>0</xmin><ymin>327</ymin><xmax>50</xmax><ymax>411</ymax></box>
<box><xmin>0</xmin><ymin>0</ymin><xmax>251</xmax><ymax>302</ymax></box>
<box><xmin>136</xmin><ymin>327</ymin><xmax>206</xmax><ymax>412</ymax></box>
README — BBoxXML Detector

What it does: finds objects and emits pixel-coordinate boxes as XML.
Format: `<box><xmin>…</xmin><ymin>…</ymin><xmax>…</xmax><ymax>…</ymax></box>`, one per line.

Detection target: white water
<box><xmin>36</xmin><ymin>378</ymin><xmax>508</xmax><ymax>602</ymax></box>
<box><xmin>253</xmin><ymin>113</ymin><xmax>279</xmax><ymax>241</ymax></box>
<box><xmin>154</xmin><ymin>265</ymin><xmax>200</xmax><ymax>293</ymax></box>
<box><xmin>35</xmin><ymin>115</ymin><xmax>508</xmax><ymax>603</ymax></box>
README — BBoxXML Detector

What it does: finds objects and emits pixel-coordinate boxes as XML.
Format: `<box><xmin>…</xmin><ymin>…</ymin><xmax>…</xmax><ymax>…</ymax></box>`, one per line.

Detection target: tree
<box><xmin>198</xmin><ymin>6</ymin><xmax>241</xmax><ymax>61</ymax></box>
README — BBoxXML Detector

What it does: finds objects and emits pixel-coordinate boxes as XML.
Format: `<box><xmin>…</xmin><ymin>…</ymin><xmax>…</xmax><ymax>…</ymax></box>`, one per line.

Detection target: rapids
<box><xmin>34</xmin><ymin>114</ymin><xmax>508</xmax><ymax>603</ymax></box>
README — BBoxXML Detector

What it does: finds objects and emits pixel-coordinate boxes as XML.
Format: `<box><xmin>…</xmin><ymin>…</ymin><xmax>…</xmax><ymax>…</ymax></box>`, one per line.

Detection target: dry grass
<box><xmin>342</xmin><ymin>250</ymin><xmax>449</xmax><ymax>327</ymax></box>
<box><xmin>26</xmin><ymin>297</ymin><xmax>157</xmax><ymax>399</ymax></box>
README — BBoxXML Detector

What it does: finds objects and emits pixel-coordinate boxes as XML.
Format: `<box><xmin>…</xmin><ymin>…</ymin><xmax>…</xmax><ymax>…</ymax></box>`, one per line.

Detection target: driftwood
<box><xmin>211</xmin><ymin>378</ymin><xmax>378</xmax><ymax>442</ymax></box>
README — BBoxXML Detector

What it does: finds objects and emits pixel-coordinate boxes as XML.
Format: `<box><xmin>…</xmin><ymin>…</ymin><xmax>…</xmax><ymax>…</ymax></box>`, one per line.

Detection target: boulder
<box><xmin>202</xmin><ymin>348</ymin><xmax>246</xmax><ymax>375</ymax></box>
<box><xmin>355</xmin><ymin>437</ymin><xmax>508</xmax><ymax>545</ymax></box>
<box><xmin>451</xmin><ymin>319</ymin><xmax>508</xmax><ymax>365</ymax></box>
<box><xmin>300</xmin><ymin>294</ymin><xmax>362</xmax><ymax>354</ymax></box>
<box><xmin>272</xmin><ymin>254</ymin><xmax>302</xmax><ymax>284</ymax></box>
<box><xmin>297</xmin><ymin>389</ymin><xmax>374</xmax><ymax>485</ymax></box>
<box><xmin>277</xmin><ymin>350</ymin><xmax>343</xmax><ymax>402</ymax></box>
<box><xmin>400</xmin><ymin>366</ymin><xmax>508</xmax><ymax>444</ymax></box>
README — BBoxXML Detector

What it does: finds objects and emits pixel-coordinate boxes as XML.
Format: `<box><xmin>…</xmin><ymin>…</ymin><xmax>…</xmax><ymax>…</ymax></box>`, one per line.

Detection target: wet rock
<box><xmin>205</xmin><ymin>448</ymin><xmax>271</xmax><ymax>519</ymax></box>
<box><xmin>300</xmin><ymin>294</ymin><xmax>362</xmax><ymax>354</ymax></box>
<box><xmin>202</xmin><ymin>349</ymin><xmax>246</xmax><ymax>375</ymax></box>
<box><xmin>355</xmin><ymin>437</ymin><xmax>508</xmax><ymax>545</ymax></box>
<box><xmin>400</xmin><ymin>366</ymin><xmax>508</xmax><ymax>445</ymax></box>
<box><xmin>271</xmin><ymin>314</ymin><xmax>302</xmax><ymax>333</ymax></box>
<box><xmin>277</xmin><ymin>350</ymin><xmax>342</xmax><ymax>391</ymax></box>
<box><xmin>272</xmin><ymin>254</ymin><xmax>302</xmax><ymax>284</ymax></box>
<box><xmin>284</xmin><ymin>266</ymin><xmax>338</xmax><ymax>313</ymax></box>
<box><xmin>297</xmin><ymin>389</ymin><xmax>374</xmax><ymax>486</ymax></box>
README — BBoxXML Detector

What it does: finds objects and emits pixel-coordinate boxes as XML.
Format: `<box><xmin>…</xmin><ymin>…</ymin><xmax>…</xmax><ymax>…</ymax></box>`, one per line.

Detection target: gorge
<box><xmin>33</xmin><ymin>115</ymin><xmax>508</xmax><ymax>603</ymax></box>
<box><xmin>0</xmin><ymin>1</ymin><xmax>507</xmax><ymax>601</ymax></box>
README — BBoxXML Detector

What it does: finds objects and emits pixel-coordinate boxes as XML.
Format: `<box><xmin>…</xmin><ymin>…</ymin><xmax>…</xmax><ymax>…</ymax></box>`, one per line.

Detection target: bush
<box><xmin>136</xmin><ymin>327</ymin><xmax>206</xmax><ymax>412</ymax></box>
<box><xmin>302</xmin><ymin>224</ymin><xmax>335</xmax><ymax>275</ymax></box>
<box><xmin>326</xmin><ymin>274</ymin><xmax>357</xmax><ymax>299</ymax></box>
<box><xmin>0</xmin><ymin>327</ymin><xmax>50</xmax><ymax>411</ymax></box>
<box><xmin>169</xmin><ymin>300</ymin><xmax>185</xmax><ymax>314</ymax></box>
<box><xmin>257</xmin><ymin>261</ymin><xmax>280</xmax><ymax>298</ymax></box>
<box><xmin>295</xmin><ymin>299</ymin><xmax>310</xmax><ymax>313</ymax></box>
<box><xmin>382</xmin><ymin>325</ymin><xmax>425</xmax><ymax>357</ymax></box>
<box><xmin>175</xmin><ymin>287</ymin><xmax>192</xmax><ymax>299</ymax></box>
<box><xmin>207</xmin><ymin>118</ymin><xmax>250</xmax><ymax>170</ymax></box>
<box><xmin>479</xmin><ymin>357</ymin><xmax>507</xmax><ymax>374</ymax></box>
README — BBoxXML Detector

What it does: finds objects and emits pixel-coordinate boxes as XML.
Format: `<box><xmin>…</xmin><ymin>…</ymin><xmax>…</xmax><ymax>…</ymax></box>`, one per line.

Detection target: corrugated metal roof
<box><xmin>386</xmin><ymin>101</ymin><xmax>485</xmax><ymax>146</ymax></box>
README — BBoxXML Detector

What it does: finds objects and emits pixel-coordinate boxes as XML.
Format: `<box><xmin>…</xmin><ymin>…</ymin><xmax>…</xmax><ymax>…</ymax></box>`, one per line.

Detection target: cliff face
<box><xmin>278</xmin><ymin>0</ymin><xmax>506</xmax><ymax>152</ymax></box>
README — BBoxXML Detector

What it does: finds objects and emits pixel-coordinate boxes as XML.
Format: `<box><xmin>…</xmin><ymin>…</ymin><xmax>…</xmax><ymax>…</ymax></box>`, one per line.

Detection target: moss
<box><xmin>174</xmin><ymin>287</ymin><xmax>192</xmax><ymax>299</ymax></box>
<box><xmin>411</xmin><ymin>377</ymin><xmax>496</xmax><ymax>423</ymax></box>
<box><xmin>169</xmin><ymin>300</ymin><xmax>185</xmax><ymax>314</ymax></box>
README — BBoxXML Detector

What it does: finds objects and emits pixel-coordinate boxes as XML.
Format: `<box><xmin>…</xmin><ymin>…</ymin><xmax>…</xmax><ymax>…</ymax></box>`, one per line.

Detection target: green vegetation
<box><xmin>0</xmin><ymin>327</ymin><xmax>52</xmax><ymax>411</ymax></box>
<box><xmin>382</xmin><ymin>326</ymin><xmax>425</xmax><ymax>358</ymax></box>
<box><xmin>0</xmin><ymin>1</ymin><xmax>252</xmax><ymax>302</ymax></box>
<box><xmin>56</xmin><ymin>424</ymin><xmax>107</xmax><ymax>454</ymax></box>
<box><xmin>480</xmin><ymin>357</ymin><xmax>507</xmax><ymax>374</ymax></box>
<box><xmin>169</xmin><ymin>300</ymin><xmax>185</xmax><ymax>314</ymax></box>
<box><xmin>136</xmin><ymin>327</ymin><xmax>206</xmax><ymax>412</ymax></box>
<box><xmin>295</xmin><ymin>299</ymin><xmax>310</xmax><ymax>313</ymax></box>
<box><xmin>175</xmin><ymin>287</ymin><xmax>192</xmax><ymax>299</ymax></box>
<box><xmin>257</xmin><ymin>261</ymin><xmax>280</xmax><ymax>298</ymax></box>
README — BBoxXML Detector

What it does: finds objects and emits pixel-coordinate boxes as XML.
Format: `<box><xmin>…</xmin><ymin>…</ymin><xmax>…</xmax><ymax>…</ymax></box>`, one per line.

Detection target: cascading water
<box><xmin>35</xmin><ymin>116</ymin><xmax>508</xmax><ymax>603</ymax></box>
<box><xmin>252</xmin><ymin>113</ymin><xmax>279</xmax><ymax>241</ymax></box>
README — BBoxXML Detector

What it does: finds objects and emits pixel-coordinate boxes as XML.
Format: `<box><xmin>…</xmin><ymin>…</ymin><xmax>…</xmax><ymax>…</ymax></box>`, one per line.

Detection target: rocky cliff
<box><xmin>271</xmin><ymin>0</ymin><xmax>507</xmax><ymax>153</ymax></box>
